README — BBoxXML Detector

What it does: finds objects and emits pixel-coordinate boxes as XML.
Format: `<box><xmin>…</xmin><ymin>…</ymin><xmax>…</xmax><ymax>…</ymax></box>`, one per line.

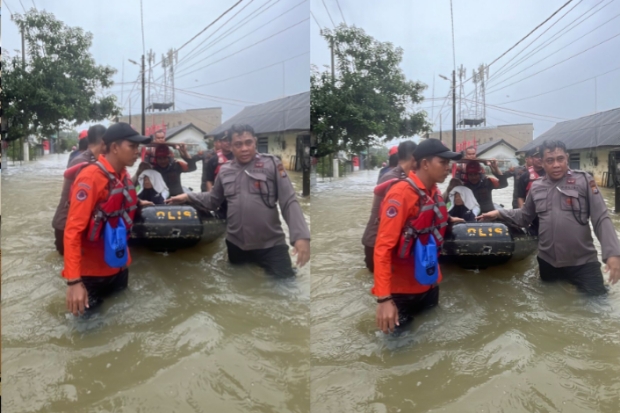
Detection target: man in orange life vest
<box><xmin>63</xmin><ymin>122</ymin><xmax>151</xmax><ymax>316</ymax></box>
<box><xmin>373</xmin><ymin>139</ymin><xmax>463</xmax><ymax>334</ymax></box>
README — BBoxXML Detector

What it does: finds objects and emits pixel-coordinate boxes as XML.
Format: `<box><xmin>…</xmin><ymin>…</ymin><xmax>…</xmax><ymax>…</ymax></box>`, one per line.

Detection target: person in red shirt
<box><xmin>373</xmin><ymin>139</ymin><xmax>463</xmax><ymax>334</ymax></box>
<box><xmin>63</xmin><ymin>122</ymin><xmax>151</xmax><ymax>316</ymax></box>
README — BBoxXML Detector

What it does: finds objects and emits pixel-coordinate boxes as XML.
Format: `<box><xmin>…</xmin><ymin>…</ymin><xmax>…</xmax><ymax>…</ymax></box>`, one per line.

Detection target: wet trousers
<box><xmin>537</xmin><ymin>257</ymin><xmax>607</xmax><ymax>296</ymax></box>
<box><xmin>364</xmin><ymin>246</ymin><xmax>375</xmax><ymax>273</ymax></box>
<box><xmin>82</xmin><ymin>269</ymin><xmax>129</xmax><ymax>309</ymax></box>
<box><xmin>55</xmin><ymin>229</ymin><xmax>65</xmax><ymax>256</ymax></box>
<box><xmin>392</xmin><ymin>286</ymin><xmax>440</xmax><ymax>328</ymax></box>
<box><xmin>226</xmin><ymin>240</ymin><xmax>295</xmax><ymax>277</ymax></box>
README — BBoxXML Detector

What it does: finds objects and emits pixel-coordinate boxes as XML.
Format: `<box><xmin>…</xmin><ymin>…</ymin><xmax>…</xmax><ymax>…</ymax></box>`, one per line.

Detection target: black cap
<box><xmin>102</xmin><ymin>122</ymin><xmax>152</xmax><ymax>145</ymax></box>
<box><xmin>526</xmin><ymin>146</ymin><xmax>541</xmax><ymax>158</ymax></box>
<box><xmin>214</xmin><ymin>130</ymin><xmax>229</xmax><ymax>141</ymax></box>
<box><xmin>413</xmin><ymin>139</ymin><xmax>463</xmax><ymax>162</ymax></box>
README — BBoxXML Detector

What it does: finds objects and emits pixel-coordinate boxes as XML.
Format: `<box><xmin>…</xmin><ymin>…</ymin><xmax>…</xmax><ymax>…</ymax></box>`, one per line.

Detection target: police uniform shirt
<box><xmin>499</xmin><ymin>170</ymin><xmax>620</xmax><ymax>267</ymax></box>
<box><xmin>187</xmin><ymin>153</ymin><xmax>311</xmax><ymax>250</ymax></box>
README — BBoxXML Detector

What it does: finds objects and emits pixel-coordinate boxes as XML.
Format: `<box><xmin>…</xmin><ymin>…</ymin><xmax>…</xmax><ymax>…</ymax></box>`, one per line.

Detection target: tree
<box><xmin>1</xmin><ymin>10</ymin><xmax>120</xmax><ymax>142</ymax></box>
<box><xmin>311</xmin><ymin>26</ymin><xmax>431</xmax><ymax>158</ymax></box>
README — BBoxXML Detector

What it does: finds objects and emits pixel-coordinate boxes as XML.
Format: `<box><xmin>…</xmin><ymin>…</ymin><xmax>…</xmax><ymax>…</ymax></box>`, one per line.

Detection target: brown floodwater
<box><xmin>310</xmin><ymin>170</ymin><xmax>620</xmax><ymax>413</ymax></box>
<box><xmin>1</xmin><ymin>154</ymin><xmax>310</xmax><ymax>413</ymax></box>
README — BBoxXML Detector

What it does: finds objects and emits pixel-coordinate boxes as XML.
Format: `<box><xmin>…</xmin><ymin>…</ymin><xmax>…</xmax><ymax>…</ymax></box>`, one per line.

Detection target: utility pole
<box><xmin>141</xmin><ymin>54</ymin><xmax>146</xmax><ymax>136</ymax></box>
<box><xmin>331</xmin><ymin>39</ymin><xmax>335</xmax><ymax>81</ymax></box>
<box><xmin>452</xmin><ymin>70</ymin><xmax>456</xmax><ymax>152</ymax></box>
<box><xmin>21</xmin><ymin>28</ymin><xmax>26</xmax><ymax>161</ymax></box>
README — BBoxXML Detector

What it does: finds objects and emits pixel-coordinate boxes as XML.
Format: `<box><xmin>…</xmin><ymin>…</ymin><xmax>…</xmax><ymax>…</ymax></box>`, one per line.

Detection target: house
<box><xmin>118</xmin><ymin>107</ymin><xmax>222</xmax><ymax>137</ymax></box>
<box><xmin>518</xmin><ymin>108</ymin><xmax>620</xmax><ymax>186</ymax></box>
<box><xmin>474</xmin><ymin>139</ymin><xmax>519</xmax><ymax>170</ymax></box>
<box><xmin>427</xmin><ymin>123</ymin><xmax>533</xmax><ymax>151</ymax></box>
<box><xmin>163</xmin><ymin>123</ymin><xmax>207</xmax><ymax>146</ymax></box>
<box><xmin>207</xmin><ymin>92</ymin><xmax>310</xmax><ymax>171</ymax></box>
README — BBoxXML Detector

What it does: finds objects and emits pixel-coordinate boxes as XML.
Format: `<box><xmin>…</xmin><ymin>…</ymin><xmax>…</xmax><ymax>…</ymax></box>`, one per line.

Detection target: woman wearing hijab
<box><xmin>448</xmin><ymin>186</ymin><xmax>480</xmax><ymax>223</ymax></box>
<box><xmin>137</xmin><ymin>169</ymin><xmax>169</xmax><ymax>205</ymax></box>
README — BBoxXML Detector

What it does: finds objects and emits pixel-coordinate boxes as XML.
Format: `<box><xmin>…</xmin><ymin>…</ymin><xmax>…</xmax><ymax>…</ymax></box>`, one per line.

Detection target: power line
<box><xmin>488</xmin><ymin>0</ymin><xmax>612</xmax><ymax>85</ymax></box>
<box><xmin>487</xmin><ymin>31</ymin><xmax>620</xmax><ymax>94</ymax></box>
<box><xmin>175</xmin><ymin>0</ymin><xmax>260</xmax><ymax>69</ymax></box>
<box><xmin>488</xmin><ymin>11</ymin><xmax>620</xmax><ymax>90</ymax></box>
<box><xmin>487</xmin><ymin>0</ymin><xmax>584</xmax><ymax>83</ymax></box>
<box><xmin>335</xmin><ymin>0</ymin><xmax>347</xmax><ymax>25</ymax></box>
<box><xmin>487</xmin><ymin>0</ymin><xmax>574</xmax><ymax>68</ymax></box>
<box><xmin>175</xmin><ymin>17</ymin><xmax>310</xmax><ymax>80</ymax></box>
<box><xmin>311</xmin><ymin>11</ymin><xmax>323</xmax><ymax>30</ymax></box>
<box><xmin>491</xmin><ymin>65</ymin><xmax>620</xmax><ymax>105</ymax></box>
<box><xmin>175</xmin><ymin>0</ymin><xmax>306</xmax><ymax>78</ymax></box>
<box><xmin>449</xmin><ymin>0</ymin><xmax>456</xmax><ymax>71</ymax></box>
<box><xmin>4</xmin><ymin>0</ymin><xmax>14</xmax><ymax>16</ymax></box>
<box><xmin>486</xmin><ymin>106</ymin><xmax>558</xmax><ymax>123</ymax></box>
<box><xmin>31</xmin><ymin>0</ymin><xmax>36</xmax><ymax>9</ymax></box>
<box><xmin>18</xmin><ymin>0</ymin><xmax>27</xmax><ymax>12</ymax></box>
<box><xmin>140</xmin><ymin>0</ymin><xmax>146</xmax><ymax>55</ymax></box>
<box><xmin>185</xmin><ymin>51</ymin><xmax>309</xmax><ymax>89</ymax></box>
<box><xmin>321</xmin><ymin>0</ymin><xmax>336</xmax><ymax>27</ymax></box>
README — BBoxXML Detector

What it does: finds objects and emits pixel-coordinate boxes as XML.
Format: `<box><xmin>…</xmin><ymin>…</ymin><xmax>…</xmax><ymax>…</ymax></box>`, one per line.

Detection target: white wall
<box><xmin>479</xmin><ymin>144</ymin><xmax>518</xmax><ymax>166</ymax></box>
<box><xmin>266</xmin><ymin>132</ymin><xmax>300</xmax><ymax>170</ymax></box>
<box><xmin>571</xmin><ymin>148</ymin><xmax>610</xmax><ymax>186</ymax></box>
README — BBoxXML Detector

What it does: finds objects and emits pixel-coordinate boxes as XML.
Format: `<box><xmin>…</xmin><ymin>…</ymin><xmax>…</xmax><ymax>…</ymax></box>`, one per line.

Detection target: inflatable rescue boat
<box><xmin>440</xmin><ymin>222</ymin><xmax>538</xmax><ymax>268</ymax></box>
<box><xmin>130</xmin><ymin>205</ymin><xmax>226</xmax><ymax>251</ymax></box>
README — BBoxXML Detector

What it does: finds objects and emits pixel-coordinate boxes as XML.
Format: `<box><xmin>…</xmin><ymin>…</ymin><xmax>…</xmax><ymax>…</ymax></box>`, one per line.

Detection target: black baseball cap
<box><xmin>214</xmin><ymin>130</ymin><xmax>229</xmax><ymax>141</ymax></box>
<box><xmin>102</xmin><ymin>122</ymin><xmax>152</xmax><ymax>145</ymax></box>
<box><xmin>526</xmin><ymin>146</ymin><xmax>541</xmax><ymax>158</ymax></box>
<box><xmin>413</xmin><ymin>139</ymin><xmax>463</xmax><ymax>162</ymax></box>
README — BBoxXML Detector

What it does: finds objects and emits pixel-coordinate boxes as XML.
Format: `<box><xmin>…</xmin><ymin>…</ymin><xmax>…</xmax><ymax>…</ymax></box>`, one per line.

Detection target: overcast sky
<box><xmin>311</xmin><ymin>0</ymin><xmax>620</xmax><ymax>146</ymax></box>
<box><xmin>3</xmin><ymin>0</ymin><xmax>310</xmax><ymax>131</ymax></box>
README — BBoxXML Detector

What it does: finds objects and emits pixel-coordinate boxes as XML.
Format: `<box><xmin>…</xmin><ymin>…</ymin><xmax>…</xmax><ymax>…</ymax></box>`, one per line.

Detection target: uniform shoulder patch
<box><xmin>76</xmin><ymin>188</ymin><xmax>88</xmax><ymax>202</ymax></box>
<box><xmin>386</xmin><ymin>205</ymin><xmax>398</xmax><ymax>218</ymax></box>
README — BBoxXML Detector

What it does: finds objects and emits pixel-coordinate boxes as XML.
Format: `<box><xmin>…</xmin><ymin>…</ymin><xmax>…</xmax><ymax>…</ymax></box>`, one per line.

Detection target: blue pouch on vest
<box><xmin>104</xmin><ymin>219</ymin><xmax>129</xmax><ymax>268</ymax></box>
<box><xmin>414</xmin><ymin>236</ymin><xmax>439</xmax><ymax>285</ymax></box>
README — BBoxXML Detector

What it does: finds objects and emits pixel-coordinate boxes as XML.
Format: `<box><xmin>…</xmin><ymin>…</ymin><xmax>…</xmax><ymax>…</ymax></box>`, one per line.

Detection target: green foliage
<box><xmin>1</xmin><ymin>10</ymin><xmax>120</xmax><ymax>142</ymax></box>
<box><xmin>311</xmin><ymin>25</ymin><xmax>431</xmax><ymax>158</ymax></box>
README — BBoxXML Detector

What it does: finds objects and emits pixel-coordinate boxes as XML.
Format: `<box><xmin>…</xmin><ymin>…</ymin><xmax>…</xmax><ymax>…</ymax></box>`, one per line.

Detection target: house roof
<box><xmin>518</xmin><ymin>107</ymin><xmax>620</xmax><ymax>153</ymax></box>
<box><xmin>164</xmin><ymin>123</ymin><xmax>207</xmax><ymax>140</ymax></box>
<box><xmin>207</xmin><ymin>92</ymin><xmax>310</xmax><ymax>136</ymax></box>
<box><xmin>475</xmin><ymin>139</ymin><xmax>517</xmax><ymax>156</ymax></box>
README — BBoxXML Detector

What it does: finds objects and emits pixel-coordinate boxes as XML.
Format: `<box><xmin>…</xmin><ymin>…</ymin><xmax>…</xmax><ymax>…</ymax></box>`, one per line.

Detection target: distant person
<box><xmin>204</xmin><ymin>130</ymin><xmax>234</xmax><ymax>192</ymax></box>
<box><xmin>478</xmin><ymin>139</ymin><xmax>620</xmax><ymax>295</ymax></box>
<box><xmin>378</xmin><ymin>146</ymin><xmax>399</xmax><ymax>181</ymax></box>
<box><xmin>137</xmin><ymin>169</ymin><xmax>169</xmax><ymax>205</ymax></box>
<box><xmin>517</xmin><ymin>146</ymin><xmax>545</xmax><ymax>208</ymax></box>
<box><xmin>67</xmin><ymin>130</ymin><xmax>89</xmax><ymax>166</ymax></box>
<box><xmin>506</xmin><ymin>152</ymin><xmax>532</xmax><ymax>209</ymax></box>
<box><xmin>452</xmin><ymin>145</ymin><xmax>486</xmax><ymax>184</ymax></box>
<box><xmin>52</xmin><ymin>125</ymin><xmax>107</xmax><ymax>255</ymax></box>
<box><xmin>362</xmin><ymin>141</ymin><xmax>417</xmax><ymax>272</ymax></box>
<box><xmin>463</xmin><ymin>159</ymin><xmax>508</xmax><ymax>213</ymax></box>
<box><xmin>141</xmin><ymin>129</ymin><xmax>173</xmax><ymax>163</ymax></box>
<box><xmin>448</xmin><ymin>186</ymin><xmax>479</xmax><ymax>222</ymax></box>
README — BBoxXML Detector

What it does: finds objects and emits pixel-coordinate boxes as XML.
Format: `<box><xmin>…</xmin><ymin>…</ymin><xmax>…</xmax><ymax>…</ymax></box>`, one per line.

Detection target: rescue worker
<box><xmin>204</xmin><ymin>130</ymin><xmax>234</xmax><ymax>192</ymax></box>
<box><xmin>378</xmin><ymin>146</ymin><xmax>399</xmax><ymax>181</ymax></box>
<box><xmin>362</xmin><ymin>141</ymin><xmax>417</xmax><ymax>273</ymax></box>
<box><xmin>373</xmin><ymin>139</ymin><xmax>463</xmax><ymax>334</ymax></box>
<box><xmin>478</xmin><ymin>139</ymin><xmax>620</xmax><ymax>295</ymax></box>
<box><xmin>141</xmin><ymin>129</ymin><xmax>172</xmax><ymax>163</ymax></box>
<box><xmin>463</xmin><ymin>159</ymin><xmax>508</xmax><ymax>213</ymax></box>
<box><xmin>151</xmin><ymin>143</ymin><xmax>197</xmax><ymax>196</ymax></box>
<box><xmin>166</xmin><ymin>123</ymin><xmax>311</xmax><ymax>277</ymax></box>
<box><xmin>517</xmin><ymin>146</ymin><xmax>545</xmax><ymax>208</ymax></box>
<box><xmin>68</xmin><ymin>130</ymin><xmax>89</xmax><ymax>166</ymax></box>
<box><xmin>63</xmin><ymin>122</ymin><xmax>151</xmax><ymax>316</ymax></box>
<box><xmin>200</xmin><ymin>135</ymin><xmax>218</xmax><ymax>192</ymax></box>
<box><xmin>507</xmin><ymin>153</ymin><xmax>532</xmax><ymax>209</ymax></box>
<box><xmin>52</xmin><ymin>125</ymin><xmax>107</xmax><ymax>255</ymax></box>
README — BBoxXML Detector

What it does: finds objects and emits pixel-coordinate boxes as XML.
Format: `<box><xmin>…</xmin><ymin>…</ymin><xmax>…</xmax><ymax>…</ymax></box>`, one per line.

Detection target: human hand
<box><xmin>477</xmin><ymin>210</ymin><xmax>500</xmax><ymax>222</ymax></box>
<box><xmin>177</xmin><ymin>144</ymin><xmax>189</xmax><ymax>158</ymax></box>
<box><xmin>449</xmin><ymin>216</ymin><xmax>465</xmax><ymax>224</ymax></box>
<box><xmin>604</xmin><ymin>256</ymin><xmax>620</xmax><ymax>285</ymax></box>
<box><xmin>376</xmin><ymin>299</ymin><xmax>399</xmax><ymax>334</ymax></box>
<box><xmin>292</xmin><ymin>239</ymin><xmax>310</xmax><ymax>267</ymax></box>
<box><xmin>165</xmin><ymin>193</ymin><xmax>189</xmax><ymax>205</ymax></box>
<box><xmin>138</xmin><ymin>199</ymin><xmax>154</xmax><ymax>207</ymax></box>
<box><xmin>66</xmin><ymin>282</ymin><xmax>89</xmax><ymax>316</ymax></box>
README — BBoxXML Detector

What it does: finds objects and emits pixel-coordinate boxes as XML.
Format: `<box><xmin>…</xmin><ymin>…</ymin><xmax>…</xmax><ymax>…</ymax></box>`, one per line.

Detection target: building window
<box><xmin>257</xmin><ymin>137</ymin><xmax>269</xmax><ymax>153</ymax></box>
<box><xmin>569</xmin><ymin>153</ymin><xmax>580</xmax><ymax>170</ymax></box>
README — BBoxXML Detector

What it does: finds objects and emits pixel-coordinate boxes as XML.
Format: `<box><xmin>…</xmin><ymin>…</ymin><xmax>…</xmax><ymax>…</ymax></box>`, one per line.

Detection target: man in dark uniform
<box><xmin>479</xmin><ymin>139</ymin><xmax>620</xmax><ymax>295</ymax></box>
<box><xmin>362</xmin><ymin>141</ymin><xmax>417</xmax><ymax>272</ymax></box>
<box><xmin>463</xmin><ymin>159</ymin><xmax>508</xmax><ymax>213</ymax></box>
<box><xmin>506</xmin><ymin>152</ymin><xmax>533</xmax><ymax>209</ymax></box>
<box><xmin>52</xmin><ymin>125</ymin><xmax>107</xmax><ymax>255</ymax></box>
<box><xmin>517</xmin><ymin>146</ymin><xmax>545</xmax><ymax>208</ymax></box>
<box><xmin>204</xmin><ymin>131</ymin><xmax>234</xmax><ymax>191</ymax></box>
<box><xmin>166</xmin><ymin>123</ymin><xmax>310</xmax><ymax>277</ymax></box>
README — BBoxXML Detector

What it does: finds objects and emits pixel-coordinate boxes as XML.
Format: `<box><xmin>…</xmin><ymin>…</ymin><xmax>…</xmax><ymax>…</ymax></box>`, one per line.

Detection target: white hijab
<box><xmin>137</xmin><ymin>169</ymin><xmax>169</xmax><ymax>199</ymax></box>
<box><xmin>449</xmin><ymin>185</ymin><xmax>480</xmax><ymax>216</ymax></box>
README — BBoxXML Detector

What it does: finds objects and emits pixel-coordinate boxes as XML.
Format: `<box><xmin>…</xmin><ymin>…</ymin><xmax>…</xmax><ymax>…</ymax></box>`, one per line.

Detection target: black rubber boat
<box><xmin>440</xmin><ymin>222</ymin><xmax>538</xmax><ymax>269</ymax></box>
<box><xmin>130</xmin><ymin>205</ymin><xmax>226</xmax><ymax>252</ymax></box>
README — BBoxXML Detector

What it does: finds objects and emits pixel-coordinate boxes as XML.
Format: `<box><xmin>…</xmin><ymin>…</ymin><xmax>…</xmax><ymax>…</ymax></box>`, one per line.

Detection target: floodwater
<box><xmin>1</xmin><ymin>154</ymin><xmax>310</xmax><ymax>413</ymax></box>
<box><xmin>311</xmin><ymin>170</ymin><xmax>620</xmax><ymax>413</ymax></box>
